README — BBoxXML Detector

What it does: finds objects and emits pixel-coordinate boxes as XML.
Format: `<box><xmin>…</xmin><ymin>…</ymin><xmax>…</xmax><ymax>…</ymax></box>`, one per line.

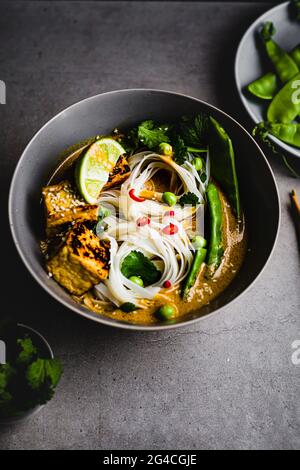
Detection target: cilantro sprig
<box><xmin>121</xmin><ymin>250</ymin><xmax>161</xmax><ymax>286</ymax></box>
<box><xmin>0</xmin><ymin>325</ymin><xmax>62</xmax><ymax>417</ymax></box>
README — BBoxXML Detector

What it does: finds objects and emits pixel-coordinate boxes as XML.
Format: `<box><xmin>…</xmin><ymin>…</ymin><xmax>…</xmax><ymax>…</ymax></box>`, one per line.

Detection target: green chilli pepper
<box><xmin>208</xmin><ymin>117</ymin><xmax>241</xmax><ymax>220</ymax></box>
<box><xmin>267</xmin><ymin>72</ymin><xmax>300</xmax><ymax>123</ymax></box>
<box><xmin>247</xmin><ymin>72</ymin><xmax>278</xmax><ymax>100</ymax></box>
<box><xmin>260</xmin><ymin>22</ymin><xmax>299</xmax><ymax>84</ymax></box>
<box><xmin>255</xmin><ymin>122</ymin><xmax>300</xmax><ymax>148</ymax></box>
<box><xmin>182</xmin><ymin>236</ymin><xmax>207</xmax><ymax>300</ymax></box>
<box><xmin>206</xmin><ymin>183</ymin><xmax>224</xmax><ymax>277</ymax></box>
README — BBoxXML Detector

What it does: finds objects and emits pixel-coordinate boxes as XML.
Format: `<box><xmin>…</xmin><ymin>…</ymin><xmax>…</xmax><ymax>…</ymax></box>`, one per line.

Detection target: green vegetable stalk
<box><xmin>206</xmin><ymin>182</ymin><xmax>224</xmax><ymax>276</ymax></box>
<box><xmin>182</xmin><ymin>236</ymin><xmax>207</xmax><ymax>300</ymax></box>
<box><xmin>208</xmin><ymin>117</ymin><xmax>241</xmax><ymax>219</ymax></box>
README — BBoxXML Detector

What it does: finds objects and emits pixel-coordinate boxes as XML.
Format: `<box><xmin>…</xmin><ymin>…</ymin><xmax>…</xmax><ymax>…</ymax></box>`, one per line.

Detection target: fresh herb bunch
<box><xmin>121</xmin><ymin>250</ymin><xmax>161</xmax><ymax>286</ymax></box>
<box><xmin>178</xmin><ymin>114</ymin><xmax>209</xmax><ymax>148</ymax></box>
<box><xmin>120</xmin><ymin>114</ymin><xmax>209</xmax><ymax>164</ymax></box>
<box><xmin>138</xmin><ymin>120</ymin><xmax>171</xmax><ymax>149</ymax></box>
<box><xmin>0</xmin><ymin>324</ymin><xmax>62</xmax><ymax>417</ymax></box>
<box><xmin>179</xmin><ymin>192</ymin><xmax>200</xmax><ymax>207</ymax></box>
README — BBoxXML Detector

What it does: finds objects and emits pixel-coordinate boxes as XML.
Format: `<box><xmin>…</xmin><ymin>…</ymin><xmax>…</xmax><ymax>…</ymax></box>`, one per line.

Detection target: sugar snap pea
<box><xmin>247</xmin><ymin>72</ymin><xmax>278</xmax><ymax>100</ymax></box>
<box><xmin>247</xmin><ymin>45</ymin><xmax>300</xmax><ymax>101</ymax></box>
<box><xmin>255</xmin><ymin>122</ymin><xmax>300</xmax><ymax>148</ymax></box>
<box><xmin>206</xmin><ymin>183</ymin><xmax>224</xmax><ymax>277</ymax></box>
<box><xmin>267</xmin><ymin>72</ymin><xmax>300</xmax><ymax>123</ymax></box>
<box><xmin>260</xmin><ymin>22</ymin><xmax>299</xmax><ymax>84</ymax></box>
<box><xmin>208</xmin><ymin>117</ymin><xmax>241</xmax><ymax>219</ymax></box>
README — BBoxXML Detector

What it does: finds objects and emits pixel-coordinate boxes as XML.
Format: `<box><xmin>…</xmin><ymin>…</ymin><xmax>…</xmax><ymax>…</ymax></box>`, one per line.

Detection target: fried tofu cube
<box><xmin>42</xmin><ymin>180</ymin><xmax>98</xmax><ymax>237</ymax></box>
<box><xmin>47</xmin><ymin>222</ymin><xmax>110</xmax><ymax>295</ymax></box>
<box><xmin>104</xmin><ymin>154</ymin><xmax>130</xmax><ymax>190</ymax></box>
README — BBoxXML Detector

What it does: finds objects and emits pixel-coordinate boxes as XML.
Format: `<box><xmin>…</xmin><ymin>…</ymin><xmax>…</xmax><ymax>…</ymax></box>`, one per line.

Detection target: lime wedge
<box><xmin>75</xmin><ymin>138</ymin><xmax>125</xmax><ymax>204</ymax></box>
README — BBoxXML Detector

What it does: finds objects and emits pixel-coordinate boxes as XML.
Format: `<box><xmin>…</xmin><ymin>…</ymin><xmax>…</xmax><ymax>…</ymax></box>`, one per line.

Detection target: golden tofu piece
<box><xmin>42</xmin><ymin>181</ymin><xmax>98</xmax><ymax>237</ymax></box>
<box><xmin>47</xmin><ymin>222</ymin><xmax>110</xmax><ymax>295</ymax></box>
<box><xmin>104</xmin><ymin>155</ymin><xmax>130</xmax><ymax>190</ymax></box>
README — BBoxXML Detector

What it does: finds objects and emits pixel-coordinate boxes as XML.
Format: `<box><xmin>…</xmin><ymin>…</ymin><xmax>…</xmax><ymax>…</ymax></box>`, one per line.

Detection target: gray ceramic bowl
<box><xmin>9</xmin><ymin>89</ymin><xmax>280</xmax><ymax>330</ymax></box>
<box><xmin>235</xmin><ymin>1</ymin><xmax>300</xmax><ymax>158</ymax></box>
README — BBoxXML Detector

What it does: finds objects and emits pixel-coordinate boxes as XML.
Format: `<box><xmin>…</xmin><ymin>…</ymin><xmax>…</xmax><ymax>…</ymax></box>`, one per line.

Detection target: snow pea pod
<box><xmin>247</xmin><ymin>45</ymin><xmax>300</xmax><ymax>100</ymax></box>
<box><xmin>256</xmin><ymin>122</ymin><xmax>300</xmax><ymax>148</ymax></box>
<box><xmin>247</xmin><ymin>72</ymin><xmax>278</xmax><ymax>100</ymax></box>
<box><xmin>206</xmin><ymin>183</ymin><xmax>224</xmax><ymax>277</ymax></box>
<box><xmin>260</xmin><ymin>22</ymin><xmax>299</xmax><ymax>84</ymax></box>
<box><xmin>267</xmin><ymin>72</ymin><xmax>300</xmax><ymax>123</ymax></box>
<box><xmin>208</xmin><ymin>117</ymin><xmax>241</xmax><ymax>219</ymax></box>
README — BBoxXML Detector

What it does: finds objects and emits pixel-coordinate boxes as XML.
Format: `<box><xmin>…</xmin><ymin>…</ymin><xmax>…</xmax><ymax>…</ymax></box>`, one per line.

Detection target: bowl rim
<box><xmin>234</xmin><ymin>1</ymin><xmax>300</xmax><ymax>159</ymax></box>
<box><xmin>8</xmin><ymin>88</ymin><xmax>281</xmax><ymax>331</ymax></box>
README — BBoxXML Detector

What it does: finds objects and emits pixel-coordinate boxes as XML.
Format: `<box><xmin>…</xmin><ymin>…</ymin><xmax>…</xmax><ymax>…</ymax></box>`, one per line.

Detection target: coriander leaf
<box><xmin>173</xmin><ymin>135</ymin><xmax>188</xmax><ymax>165</ymax></box>
<box><xmin>179</xmin><ymin>192</ymin><xmax>200</xmax><ymax>207</ymax></box>
<box><xmin>26</xmin><ymin>358</ymin><xmax>62</xmax><ymax>391</ymax></box>
<box><xmin>17</xmin><ymin>337</ymin><xmax>37</xmax><ymax>365</ymax></box>
<box><xmin>121</xmin><ymin>251</ymin><xmax>161</xmax><ymax>286</ymax></box>
<box><xmin>0</xmin><ymin>364</ymin><xmax>15</xmax><ymax>406</ymax></box>
<box><xmin>119</xmin><ymin>128</ymin><xmax>139</xmax><ymax>154</ymax></box>
<box><xmin>45</xmin><ymin>359</ymin><xmax>63</xmax><ymax>388</ymax></box>
<box><xmin>138</xmin><ymin>120</ymin><xmax>170</xmax><ymax>149</ymax></box>
<box><xmin>179</xmin><ymin>114</ymin><xmax>209</xmax><ymax>148</ymax></box>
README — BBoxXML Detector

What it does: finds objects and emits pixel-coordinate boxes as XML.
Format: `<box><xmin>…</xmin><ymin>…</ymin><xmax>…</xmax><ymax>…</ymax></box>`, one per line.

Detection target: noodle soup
<box><xmin>41</xmin><ymin>114</ymin><xmax>247</xmax><ymax>325</ymax></box>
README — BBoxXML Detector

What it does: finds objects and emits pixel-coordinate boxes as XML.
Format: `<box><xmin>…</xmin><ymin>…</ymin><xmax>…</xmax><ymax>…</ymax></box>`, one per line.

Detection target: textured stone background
<box><xmin>0</xmin><ymin>1</ymin><xmax>299</xmax><ymax>450</ymax></box>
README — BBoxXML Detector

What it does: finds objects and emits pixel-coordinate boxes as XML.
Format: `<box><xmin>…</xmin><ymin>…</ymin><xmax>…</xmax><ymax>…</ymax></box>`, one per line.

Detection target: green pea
<box><xmin>192</xmin><ymin>157</ymin><xmax>203</xmax><ymax>172</ymax></box>
<box><xmin>192</xmin><ymin>235</ymin><xmax>207</xmax><ymax>249</ymax></box>
<box><xmin>98</xmin><ymin>205</ymin><xmax>111</xmax><ymax>219</ymax></box>
<box><xmin>159</xmin><ymin>142</ymin><xmax>173</xmax><ymax>156</ymax></box>
<box><xmin>156</xmin><ymin>304</ymin><xmax>175</xmax><ymax>321</ymax></box>
<box><xmin>162</xmin><ymin>191</ymin><xmax>177</xmax><ymax>207</ymax></box>
<box><xmin>129</xmin><ymin>276</ymin><xmax>144</xmax><ymax>287</ymax></box>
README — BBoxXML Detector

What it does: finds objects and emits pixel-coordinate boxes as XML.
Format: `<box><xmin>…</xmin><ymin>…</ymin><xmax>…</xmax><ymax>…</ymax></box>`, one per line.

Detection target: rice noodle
<box><xmin>95</xmin><ymin>151</ymin><xmax>207</xmax><ymax>307</ymax></box>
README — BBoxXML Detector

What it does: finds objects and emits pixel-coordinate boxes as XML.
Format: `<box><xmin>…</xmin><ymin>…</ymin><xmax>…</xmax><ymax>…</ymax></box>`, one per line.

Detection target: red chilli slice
<box><xmin>129</xmin><ymin>188</ymin><xmax>145</xmax><ymax>202</ymax></box>
<box><xmin>165</xmin><ymin>210</ymin><xmax>175</xmax><ymax>217</ymax></box>
<box><xmin>136</xmin><ymin>217</ymin><xmax>151</xmax><ymax>227</ymax></box>
<box><xmin>163</xmin><ymin>280</ymin><xmax>172</xmax><ymax>288</ymax></box>
<box><xmin>162</xmin><ymin>223</ymin><xmax>178</xmax><ymax>236</ymax></box>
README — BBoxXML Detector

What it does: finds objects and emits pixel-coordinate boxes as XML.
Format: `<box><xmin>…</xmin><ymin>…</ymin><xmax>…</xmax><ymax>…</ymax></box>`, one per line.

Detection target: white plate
<box><xmin>235</xmin><ymin>1</ymin><xmax>300</xmax><ymax>158</ymax></box>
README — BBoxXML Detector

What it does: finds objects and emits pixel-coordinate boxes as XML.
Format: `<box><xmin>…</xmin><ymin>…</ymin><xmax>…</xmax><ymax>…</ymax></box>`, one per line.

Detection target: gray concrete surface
<box><xmin>0</xmin><ymin>1</ymin><xmax>299</xmax><ymax>450</ymax></box>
